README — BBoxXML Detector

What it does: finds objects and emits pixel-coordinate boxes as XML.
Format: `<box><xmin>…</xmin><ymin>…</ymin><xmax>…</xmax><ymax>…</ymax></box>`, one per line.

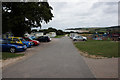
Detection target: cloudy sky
<box><xmin>40</xmin><ymin>0</ymin><xmax>118</xmax><ymax>30</ymax></box>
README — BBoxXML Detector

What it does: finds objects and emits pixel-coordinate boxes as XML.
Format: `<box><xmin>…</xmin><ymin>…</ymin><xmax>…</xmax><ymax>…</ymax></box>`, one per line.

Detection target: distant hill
<box><xmin>65</xmin><ymin>26</ymin><xmax>120</xmax><ymax>33</ymax></box>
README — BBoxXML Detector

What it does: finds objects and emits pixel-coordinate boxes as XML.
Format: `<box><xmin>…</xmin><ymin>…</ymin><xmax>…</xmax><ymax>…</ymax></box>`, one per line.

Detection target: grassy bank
<box><xmin>2</xmin><ymin>52</ymin><xmax>24</xmax><ymax>60</ymax></box>
<box><xmin>74</xmin><ymin>40</ymin><xmax>119</xmax><ymax>58</ymax></box>
<box><xmin>54</xmin><ymin>35</ymin><xmax>65</xmax><ymax>38</ymax></box>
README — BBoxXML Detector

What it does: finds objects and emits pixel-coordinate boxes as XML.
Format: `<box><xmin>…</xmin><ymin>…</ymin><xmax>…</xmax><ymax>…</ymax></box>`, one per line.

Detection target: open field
<box><xmin>74</xmin><ymin>40</ymin><xmax>119</xmax><ymax>58</ymax></box>
<box><xmin>2</xmin><ymin>52</ymin><xmax>24</xmax><ymax>60</ymax></box>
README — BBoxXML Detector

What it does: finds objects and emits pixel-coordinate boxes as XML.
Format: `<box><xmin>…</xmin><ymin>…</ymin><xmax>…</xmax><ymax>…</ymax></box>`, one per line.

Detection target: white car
<box><xmin>73</xmin><ymin>36</ymin><xmax>87</xmax><ymax>41</ymax></box>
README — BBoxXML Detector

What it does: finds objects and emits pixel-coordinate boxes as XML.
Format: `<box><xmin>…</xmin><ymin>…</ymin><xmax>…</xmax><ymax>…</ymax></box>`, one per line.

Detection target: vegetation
<box><xmin>33</xmin><ymin>27</ymin><xmax>65</xmax><ymax>35</ymax></box>
<box><xmin>66</xmin><ymin>26</ymin><xmax>120</xmax><ymax>34</ymax></box>
<box><xmin>54</xmin><ymin>35</ymin><xmax>65</xmax><ymax>38</ymax></box>
<box><xmin>2</xmin><ymin>2</ymin><xmax>53</xmax><ymax>36</ymax></box>
<box><xmin>74</xmin><ymin>40</ymin><xmax>119</xmax><ymax>58</ymax></box>
<box><xmin>2</xmin><ymin>52</ymin><xmax>24</xmax><ymax>60</ymax></box>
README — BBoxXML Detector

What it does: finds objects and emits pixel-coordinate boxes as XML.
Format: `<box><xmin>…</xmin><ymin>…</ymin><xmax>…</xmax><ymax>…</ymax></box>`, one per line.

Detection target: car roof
<box><xmin>8</xmin><ymin>37</ymin><xmax>22</xmax><ymax>38</ymax></box>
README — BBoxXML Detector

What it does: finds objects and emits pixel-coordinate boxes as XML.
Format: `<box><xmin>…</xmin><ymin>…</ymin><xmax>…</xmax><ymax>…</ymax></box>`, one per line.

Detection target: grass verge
<box><xmin>54</xmin><ymin>35</ymin><xmax>65</xmax><ymax>38</ymax></box>
<box><xmin>74</xmin><ymin>40</ymin><xmax>119</xmax><ymax>58</ymax></box>
<box><xmin>2</xmin><ymin>52</ymin><xmax>24</xmax><ymax>60</ymax></box>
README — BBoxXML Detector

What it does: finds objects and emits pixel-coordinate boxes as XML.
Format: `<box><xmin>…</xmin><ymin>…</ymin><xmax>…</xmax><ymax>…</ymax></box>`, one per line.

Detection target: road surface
<box><xmin>3</xmin><ymin>37</ymin><xmax>94</xmax><ymax>78</ymax></box>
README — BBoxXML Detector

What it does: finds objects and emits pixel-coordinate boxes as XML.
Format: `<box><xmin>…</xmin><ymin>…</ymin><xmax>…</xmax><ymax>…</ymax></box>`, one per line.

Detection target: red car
<box><xmin>23</xmin><ymin>37</ymin><xmax>40</xmax><ymax>46</ymax></box>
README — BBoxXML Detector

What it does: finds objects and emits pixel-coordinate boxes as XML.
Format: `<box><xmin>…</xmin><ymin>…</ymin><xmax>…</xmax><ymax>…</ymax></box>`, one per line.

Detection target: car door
<box><xmin>76</xmin><ymin>36</ymin><xmax>79</xmax><ymax>40</ymax></box>
<box><xmin>13</xmin><ymin>38</ymin><xmax>22</xmax><ymax>44</ymax></box>
<box><xmin>2</xmin><ymin>40</ymin><xmax>9</xmax><ymax>51</ymax></box>
<box><xmin>78</xmin><ymin>36</ymin><xmax>83</xmax><ymax>41</ymax></box>
<box><xmin>0</xmin><ymin>39</ymin><xmax>2</xmax><ymax>52</ymax></box>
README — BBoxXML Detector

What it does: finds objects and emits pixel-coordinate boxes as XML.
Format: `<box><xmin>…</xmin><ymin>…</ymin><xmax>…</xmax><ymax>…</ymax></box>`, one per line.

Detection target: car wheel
<box><xmin>83</xmin><ymin>39</ymin><xmax>86</xmax><ymax>41</ymax></box>
<box><xmin>73</xmin><ymin>39</ymin><xmax>76</xmax><ymax>41</ymax></box>
<box><xmin>10</xmin><ymin>47</ymin><xmax>16</xmax><ymax>53</ymax></box>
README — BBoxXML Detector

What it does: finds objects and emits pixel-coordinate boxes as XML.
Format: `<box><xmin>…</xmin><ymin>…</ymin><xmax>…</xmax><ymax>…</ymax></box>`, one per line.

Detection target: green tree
<box><xmin>56</xmin><ymin>30</ymin><xmax>64</xmax><ymax>35</ymax></box>
<box><xmin>2</xmin><ymin>2</ymin><xmax>53</xmax><ymax>36</ymax></box>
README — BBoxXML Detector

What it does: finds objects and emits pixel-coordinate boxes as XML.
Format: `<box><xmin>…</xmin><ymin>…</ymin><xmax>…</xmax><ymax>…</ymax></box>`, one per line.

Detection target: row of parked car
<box><xmin>0</xmin><ymin>36</ymin><xmax>51</xmax><ymax>53</ymax></box>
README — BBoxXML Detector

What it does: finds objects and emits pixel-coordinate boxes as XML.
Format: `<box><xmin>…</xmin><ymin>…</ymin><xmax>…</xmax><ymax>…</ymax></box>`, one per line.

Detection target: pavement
<box><xmin>83</xmin><ymin>57</ymin><xmax>118</xmax><ymax>78</ymax></box>
<box><xmin>2</xmin><ymin>37</ymin><xmax>118</xmax><ymax>78</ymax></box>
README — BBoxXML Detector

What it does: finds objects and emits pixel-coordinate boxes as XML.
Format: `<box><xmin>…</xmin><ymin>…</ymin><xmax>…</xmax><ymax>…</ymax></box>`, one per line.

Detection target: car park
<box><xmin>8</xmin><ymin>37</ymin><xmax>33</xmax><ymax>48</ymax></box>
<box><xmin>23</xmin><ymin>37</ymin><xmax>40</xmax><ymax>46</ymax></box>
<box><xmin>0</xmin><ymin>39</ymin><xmax>27</xmax><ymax>53</ymax></box>
<box><xmin>36</xmin><ymin>36</ymin><xmax>51</xmax><ymax>42</ymax></box>
<box><xmin>73</xmin><ymin>36</ymin><xmax>87</xmax><ymax>41</ymax></box>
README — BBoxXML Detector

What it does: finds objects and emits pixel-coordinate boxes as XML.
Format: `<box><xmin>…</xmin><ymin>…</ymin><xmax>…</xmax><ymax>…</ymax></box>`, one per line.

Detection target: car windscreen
<box><xmin>13</xmin><ymin>38</ymin><xmax>20</xmax><ymax>42</ymax></box>
<box><xmin>44</xmin><ymin>36</ymin><xmax>49</xmax><ymax>38</ymax></box>
<box><xmin>29</xmin><ymin>37</ymin><xmax>33</xmax><ymax>40</ymax></box>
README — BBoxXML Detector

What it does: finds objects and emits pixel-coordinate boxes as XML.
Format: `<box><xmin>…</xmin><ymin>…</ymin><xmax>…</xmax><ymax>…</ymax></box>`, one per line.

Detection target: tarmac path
<box><xmin>3</xmin><ymin>37</ymin><xmax>94</xmax><ymax>78</ymax></box>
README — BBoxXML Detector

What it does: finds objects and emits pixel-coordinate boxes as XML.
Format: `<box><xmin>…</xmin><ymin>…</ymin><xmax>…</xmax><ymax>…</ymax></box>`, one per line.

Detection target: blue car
<box><xmin>0</xmin><ymin>39</ymin><xmax>27</xmax><ymax>53</ymax></box>
<box><xmin>19</xmin><ymin>38</ymin><xmax>33</xmax><ymax>48</ymax></box>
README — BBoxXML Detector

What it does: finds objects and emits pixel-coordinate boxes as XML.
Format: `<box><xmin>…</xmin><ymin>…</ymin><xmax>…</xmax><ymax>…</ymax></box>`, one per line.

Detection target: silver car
<box><xmin>73</xmin><ymin>36</ymin><xmax>87</xmax><ymax>41</ymax></box>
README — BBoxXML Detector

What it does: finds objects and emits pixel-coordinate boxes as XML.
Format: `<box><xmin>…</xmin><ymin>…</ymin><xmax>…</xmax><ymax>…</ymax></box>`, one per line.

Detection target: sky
<box><xmin>33</xmin><ymin>0</ymin><xmax>119</xmax><ymax>31</ymax></box>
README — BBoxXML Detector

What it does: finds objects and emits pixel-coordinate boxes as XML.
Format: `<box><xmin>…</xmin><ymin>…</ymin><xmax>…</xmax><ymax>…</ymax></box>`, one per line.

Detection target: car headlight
<box><xmin>17</xmin><ymin>46</ymin><xmax>23</xmax><ymax>48</ymax></box>
<box><xmin>37</xmin><ymin>41</ymin><xmax>39</xmax><ymax>43</ymax></box>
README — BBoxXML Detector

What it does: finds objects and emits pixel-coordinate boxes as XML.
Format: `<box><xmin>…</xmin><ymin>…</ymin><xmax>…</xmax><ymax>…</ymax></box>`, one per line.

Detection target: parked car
<box><xmin>30</xmin><ymin>36</ymin><xmax>36</xmax><ymax>40</ymax></box>
<box><xmin>23</xmin><ymin>37</ymin><xmax>40</xmax><ymax>46</ymax></box>
<box><xmin>69</xmin><ymin>33</ymin><xmax>78</xmax><ymax>39</ymax></box>
<box><xmin>0</xmin><ymin>39</ymin><xmax>27</xmax><ymax>53</ymax></box>
<box><xmin>8</xmin><ymin>37</ymin><xmax>33</xmax><ymax>48</ymax></box>
<box><xmin>36</xmin><ymin>36</ymin><xmax>51</xmax><ymax>42</ymax></box>
<box><xmin>73</xmin><ymin>36</ymin><xmax>87</xmax><ymax>41</ymax></box>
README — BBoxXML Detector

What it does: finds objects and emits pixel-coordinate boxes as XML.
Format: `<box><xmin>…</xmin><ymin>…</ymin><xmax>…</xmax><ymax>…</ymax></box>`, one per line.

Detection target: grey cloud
<box><xmin>90</xmin><ymin>2</ymin><xmax>117</xmax><ymax>15</ymax></box>
<box><xmin>42</xmin><ymin>2</ymin><xmax>118</xmax><ymax>30</ymax></box>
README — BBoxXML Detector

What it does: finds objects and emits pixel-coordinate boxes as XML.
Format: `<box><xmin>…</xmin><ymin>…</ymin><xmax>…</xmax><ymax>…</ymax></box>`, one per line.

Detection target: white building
<box><xmin>46</xmin><ymin>32</ymin><xmax>56</xmax><ymax>38</ymax></box>
<box><xmin>35</xmin><ymin>32</ymin><xmax>44</xmax><ymax>38</ymax></box>
<box><xmin>69</xmin><ymin>33</ymin><xmax>78</xmax><ymax>38</ymax></box>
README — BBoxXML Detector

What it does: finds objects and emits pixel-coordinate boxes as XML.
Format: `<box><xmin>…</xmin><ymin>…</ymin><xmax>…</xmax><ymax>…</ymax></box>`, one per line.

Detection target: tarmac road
<box><xmin>3</xmin><ymin>37</ymin><xmax>94</xmax><ymax>78</ymax></box>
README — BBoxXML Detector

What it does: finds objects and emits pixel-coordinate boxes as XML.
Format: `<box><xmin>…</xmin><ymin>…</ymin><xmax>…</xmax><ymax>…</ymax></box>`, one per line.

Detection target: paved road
<box><xmin>3</xmin><ymin>37</ymin><xmax>94</xmax><ymax>78</ymax></box>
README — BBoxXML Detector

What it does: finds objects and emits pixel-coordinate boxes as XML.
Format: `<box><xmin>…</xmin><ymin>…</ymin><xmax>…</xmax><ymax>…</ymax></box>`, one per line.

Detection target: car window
<box><xmin>78</xmin><ymin>36</ymin><xmax>82</xmax><ymax>38</ymax></box>
<box><xmin>13</xmin><ymin>38</ymin><xmax>20</xmax><ymax>41</ymax></box>
<box><xmin>76</xmin><ymin>36</ymin><xmax>79</xmax><ymax>38</ymax></box>
<box><xmin>19</xmin><ymin>38</ymin><xmax>25</xmax><ymax>41</ymax></box>
<box><xmin>1</xmin><ymin>40</ymin><xmax>8</xmax><ymax>44</ymax></box>
<box><xmin>7</xmin><ymin>38</ymin><xmax>12</xmax><ymax>41</ymax></box>
<box><xmin>29</xmin><ymin>37</ymin><xmax>33</xmax><ymax>40</ymax></box>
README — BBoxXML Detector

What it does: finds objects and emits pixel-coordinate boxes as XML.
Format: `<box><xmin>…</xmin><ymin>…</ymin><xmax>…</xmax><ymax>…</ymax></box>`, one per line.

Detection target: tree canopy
<box><xmin>32</xmin><ymin>27</ymin><xmax>65</xmax><ymax>35</ymax></box>
<box><xmin>2</xmin><ymin>2</ymin><xmax>53</xmax><ymax>36</ymax></box>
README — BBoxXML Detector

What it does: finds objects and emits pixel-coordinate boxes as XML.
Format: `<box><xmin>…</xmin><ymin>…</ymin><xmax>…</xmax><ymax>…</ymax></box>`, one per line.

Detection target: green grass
<box><xmin>2</xmin><ymin>52</ymin><xmax>24</xmax><ymax>60</ymax></box>
<box><xmin>74</xmin><ymin>40</ymin><xmax>119</xmax><ymax>58</ymax></box>
<box><xmin>54</xmin><ymin>35</ymin><xmax>65</xmax><ymax>38</ymax></box>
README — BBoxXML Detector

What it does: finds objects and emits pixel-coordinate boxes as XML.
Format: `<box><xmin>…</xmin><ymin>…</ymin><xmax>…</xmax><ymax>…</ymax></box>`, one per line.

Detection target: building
<box><xmin>69</xmin><ymin>33</ymin><xmax>78</xmax><ymax>38</ymax></box>
<box><xmin>35</xmin><ymin>32</ymin><xmax>44</xmax><ymax>38</ymax></box>
<box><xmin>46</xmin><ymin>32</ymin><xmax>56</xmax><ymax>38</ymax></box>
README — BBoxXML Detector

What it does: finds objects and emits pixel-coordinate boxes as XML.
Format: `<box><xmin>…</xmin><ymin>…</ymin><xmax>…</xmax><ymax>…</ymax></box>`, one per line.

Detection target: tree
<box><xmin>2</xmin><ymin>2</ymin><xmax>53</xmax><ymax>36</ymax></box>
<box><xmin>31</xmin><ymin>29</ymin><xmax>38</xmax><ymax>33</ymax></box>
<box><xmin>56</xmin><ymin>30</ymin><xmax>64</xmax><ymax>35</ymax></box>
